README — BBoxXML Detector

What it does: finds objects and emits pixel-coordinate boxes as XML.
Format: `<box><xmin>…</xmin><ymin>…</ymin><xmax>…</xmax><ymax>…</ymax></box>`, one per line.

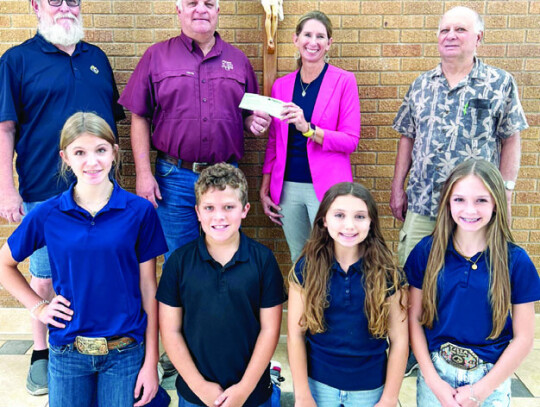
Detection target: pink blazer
<box><xmin>262</xmin><ymin>65</ymin><xmax>361</xmax><ymax>203</ymax></box>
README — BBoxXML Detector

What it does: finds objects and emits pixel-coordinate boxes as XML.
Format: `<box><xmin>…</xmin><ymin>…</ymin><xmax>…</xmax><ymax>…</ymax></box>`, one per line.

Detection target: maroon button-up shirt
<box><xmin>119</xmin><ymin>32</ymin><xmax>258</xmax><ymax>163</ymax></box>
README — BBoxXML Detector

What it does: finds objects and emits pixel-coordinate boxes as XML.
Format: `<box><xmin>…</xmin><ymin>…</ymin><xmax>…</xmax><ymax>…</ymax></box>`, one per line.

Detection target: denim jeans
<box><xmin>155</xmin><ymin>158</ymin><xmax>201</xmax><ymax>260</ymax></box>
<box><xmin>279</xmin><ymin>182</ymin><xmax>320</xmax><ymax>262</ymax></box>
<box><xmin>417</xmin><ymin>351</ymin><xmax>511</xmax><ymax>407</ymax></box>
<box><xmin>48</xmin><ymin>340</ymin><xmax>144</xmax><ymax>407</ymax></box>
<box><xmin>23</xmin><ymin>201</ymin><xmax>52</xmax><ymax>278</ymax></box>
<box><xmin>307</xmin><ymin>377</ymin><xmax>384</xmax><ymax>407</ymax></box>
<box><xmin>177</xmin><ymin>391</ymin><xmax>273</xmax><ymax>407</ymax></box>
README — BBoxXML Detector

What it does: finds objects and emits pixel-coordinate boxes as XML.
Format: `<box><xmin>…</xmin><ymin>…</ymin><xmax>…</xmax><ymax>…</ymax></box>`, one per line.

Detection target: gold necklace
<box><xmin>300</xmin><ymin>78</ymin><xmax>310</xmax><ymax>97</ymax></box>
<box><xmin>453</xmin><ymin>239</ymin><xmax>484</xmax><ymax>270</ymax></box>
<box><xmin>74</xmin><ymin>184</ymin><xmax>113</xmax><ymax>217</ymax></box>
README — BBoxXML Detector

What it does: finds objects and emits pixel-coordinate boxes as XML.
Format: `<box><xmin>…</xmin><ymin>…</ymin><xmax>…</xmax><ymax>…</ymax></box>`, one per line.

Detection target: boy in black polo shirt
<box><xmin>157</xmin><ymin>163</ymin><xmax>285</xmax><ymax>407</ymax></box>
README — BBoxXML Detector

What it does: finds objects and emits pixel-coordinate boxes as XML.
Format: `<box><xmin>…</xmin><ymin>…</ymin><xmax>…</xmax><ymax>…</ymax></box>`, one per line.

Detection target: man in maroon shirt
<box><xmin>120</xmin><ymin>0</ymin><xmax>269</xmax><ymax>259</ymax></box>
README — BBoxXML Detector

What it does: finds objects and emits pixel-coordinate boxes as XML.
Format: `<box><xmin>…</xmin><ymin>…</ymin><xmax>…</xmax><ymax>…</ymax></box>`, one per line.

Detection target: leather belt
<box><xmin>157</xmin><ymin>151</ymin><xmax>211</xmax><ymax>174</ymax></box>
<box><xmin>74</xmin><ymin>336</ymin><xmax>135</xmax><ymax>355</ymax></box>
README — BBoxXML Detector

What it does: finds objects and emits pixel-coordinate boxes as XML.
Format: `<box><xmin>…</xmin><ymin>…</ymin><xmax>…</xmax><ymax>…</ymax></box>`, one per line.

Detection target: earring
<box><xmin>294</xmin><ymin>50</ymin><xmax>300</xmax><ymax>60</ymax></box>
<box><xmin>324</xmin><ymin>53</ymin><xmax>330</xmax><ymax>63</ymax></box>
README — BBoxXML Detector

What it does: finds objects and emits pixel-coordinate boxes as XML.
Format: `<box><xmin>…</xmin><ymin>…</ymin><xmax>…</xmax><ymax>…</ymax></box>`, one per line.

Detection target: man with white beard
<box><xmin>0</xmin><ymin>0</ymin><xmax>124</xmax><ymax>396</ymax></box>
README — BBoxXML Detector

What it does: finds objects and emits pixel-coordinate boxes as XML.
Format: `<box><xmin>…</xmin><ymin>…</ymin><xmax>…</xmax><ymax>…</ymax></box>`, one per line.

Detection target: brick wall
<box><xmin>1</xmin><ymin>1</ymin><xmax>539</xmax><ymax>308</ymax></box>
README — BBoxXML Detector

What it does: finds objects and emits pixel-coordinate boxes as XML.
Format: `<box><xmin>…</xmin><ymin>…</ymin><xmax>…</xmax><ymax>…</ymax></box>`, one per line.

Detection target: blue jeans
<box><xmin>307</xmin><ymin>377</ymin><xmax>384</xmax><ymax>407</ymax></box>
<box><xmin>279</xmin><ymin>182</ymin><xmax>320</xmax><ymax>262</ymax></box>
<box><xmin>155</xmin><ymin>158</ymin><xmax>201</xmax><ymax>260</ymax></box>
<box><xmin>48</xmin><ymin>341</ymin><xmax>144</xmax><ymax>407</ymax></box>
<box><xmin>417</xmin><ymin>351</ymin><xmax>511</xmax><ymax>406</ymax></box>
<box><xmin>23</xmin><ymin>201</ymin><xmax>52</xmax><ymax>278</ymax></box>
<box><xmin>177</xmin><ymin>391</ymin><xmax>272</xmax><ymax>407</ymax></box>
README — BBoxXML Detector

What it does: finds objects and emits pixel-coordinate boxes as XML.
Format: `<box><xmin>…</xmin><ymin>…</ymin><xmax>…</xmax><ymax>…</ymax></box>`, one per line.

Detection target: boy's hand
<box><xmin>214</xmin><ymin>383</ymin><xmax>250</xmax><ymax>407</ymax></box>
<box><xmin>196</xmin><ymin>381</ymin><xmax>224</xmax><ymax>407</ymax></box>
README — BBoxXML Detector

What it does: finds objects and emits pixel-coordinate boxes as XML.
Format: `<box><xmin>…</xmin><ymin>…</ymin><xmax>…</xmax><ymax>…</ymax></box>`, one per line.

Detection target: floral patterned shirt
<box><xmin>393</xmin><ymin>59</ymin><xmax>528</xmax><ymax>218</ymax></box>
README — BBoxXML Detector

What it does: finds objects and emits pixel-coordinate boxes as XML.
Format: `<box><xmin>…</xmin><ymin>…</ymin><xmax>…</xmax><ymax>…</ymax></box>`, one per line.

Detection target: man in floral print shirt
<box><xmin>390</xmin><ymin>6</ymin><xmax>528</xmax><ymax>268</ymax></box>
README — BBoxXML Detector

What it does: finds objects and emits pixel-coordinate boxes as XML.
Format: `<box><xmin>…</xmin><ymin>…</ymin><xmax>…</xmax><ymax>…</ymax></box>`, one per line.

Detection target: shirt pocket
<box><xmin>465</xmin><ymin>98</ymin><xmax>494</xmax><ymax>135</ymax></box>
<box><xmin>207</xmin><ymin>70</ymin><xmax>246</xmax><ymax>121</ymax></box>
<box><xmin>152</xmin><ymin>69</ymin><xmax>199</xmax><ymax>119</ymax></box>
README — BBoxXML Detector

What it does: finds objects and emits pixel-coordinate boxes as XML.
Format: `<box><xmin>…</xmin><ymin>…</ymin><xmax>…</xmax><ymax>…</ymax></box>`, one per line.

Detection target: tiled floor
<box><xmin>0</xmin><ymin>309</ymin><xmax>538</xmax><ymax>407</ymax></box>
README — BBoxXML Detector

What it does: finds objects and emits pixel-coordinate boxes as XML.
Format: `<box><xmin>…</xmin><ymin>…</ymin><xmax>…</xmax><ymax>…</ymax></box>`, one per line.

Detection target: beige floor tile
<box><xmin>0</xmin><ymin>309</ymin><xmax>31</xmax><ymax>335</ymax></box>
<box><xmin>0</xmin><ymin>355</ymin><xmax>47</xmax><ymax>407</ymax></box>
<box><xmin>516</xmin><ymin>349</ymin><xmax>540</xmax><ymax>397</ymax></box>
<box><xmin>510</xmin><ymin>398</ymin><xmax>540</xmax><ymax>406</ymax></box>
<box><xmin>398</xmin><ymin>376</ymin><xmax>417</xmax><ymax>407</ymax></box>
<box><xmin>167</xmin><ymin>389</ymin><xmax>178</xmax><ymax>406</ymax></box>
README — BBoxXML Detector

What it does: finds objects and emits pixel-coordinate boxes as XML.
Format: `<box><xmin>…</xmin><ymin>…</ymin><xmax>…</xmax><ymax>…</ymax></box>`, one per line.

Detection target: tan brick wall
<box><xmin>1</xmin><ymin>1</ymin><xmax>539</xmax><ymax>309</ymax></box>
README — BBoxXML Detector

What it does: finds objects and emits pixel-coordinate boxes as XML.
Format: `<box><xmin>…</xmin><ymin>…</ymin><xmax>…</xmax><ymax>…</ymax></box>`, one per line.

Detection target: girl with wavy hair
<box><xmin>406</xmin><ymin>159</ymin><xmax>540</xmax><ymax>406</ymax></box>
<box><xmin>288</xmin><ymin>182</ymin><xmax>408</xmax><ymax>407</ymax></box>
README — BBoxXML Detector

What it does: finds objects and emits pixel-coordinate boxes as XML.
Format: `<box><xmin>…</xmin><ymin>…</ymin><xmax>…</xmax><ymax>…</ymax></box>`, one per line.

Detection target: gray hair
<box><xmin>438</xmin><ymin>6</ymin><xmax>484</xmax><ymax>35</ymax></box>
<box><xmin>176</xmin><ymin>0</ymin><xmax>220</xmax><ymax>11</ymax></box>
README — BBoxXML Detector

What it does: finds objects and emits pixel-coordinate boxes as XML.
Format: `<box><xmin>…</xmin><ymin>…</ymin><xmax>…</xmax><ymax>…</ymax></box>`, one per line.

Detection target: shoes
<box><xmin>26</xmin><ymin>359</ymin><xmax>48</xmax><ymax>396</ymax></box>
<box><xmin>404</xmin><ymin>353</ymin><xmax>419</xmax><ymax>377</ymax></box>
<box><xmin>159</xmin><ymin>352</ymin><xmax>177</xmax><ymax>378</ymax></box>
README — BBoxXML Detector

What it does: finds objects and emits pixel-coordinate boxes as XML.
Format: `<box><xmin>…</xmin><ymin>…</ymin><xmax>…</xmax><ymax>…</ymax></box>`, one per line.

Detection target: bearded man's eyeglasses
<box><xmin>48</xmin><ymin>0</ymin><xmax>81</xmax><ymax>7</ymax></box>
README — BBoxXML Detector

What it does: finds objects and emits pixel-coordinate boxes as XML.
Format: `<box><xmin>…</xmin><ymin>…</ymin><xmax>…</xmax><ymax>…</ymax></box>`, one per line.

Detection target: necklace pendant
<box><xmin>472</xmin><ymin>264</ymin><xmax>478</xmax><ymax>270</ymax></box>
<box><xmin>302</xmin><ymin>90</ymin><xmax>306</xmax><ymax>97</ymax></box>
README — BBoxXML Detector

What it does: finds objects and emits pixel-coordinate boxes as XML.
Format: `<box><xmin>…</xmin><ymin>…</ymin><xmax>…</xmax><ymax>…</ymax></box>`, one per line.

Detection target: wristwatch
<box><xmin>503</xmin><ymin>180</ymin><xmax>516</xmax><ymax>191</ymax></box>
<box><xmin>302</xmin><ymin>123</ymin><xmax>316</xmax><ymax>139</ymax></box>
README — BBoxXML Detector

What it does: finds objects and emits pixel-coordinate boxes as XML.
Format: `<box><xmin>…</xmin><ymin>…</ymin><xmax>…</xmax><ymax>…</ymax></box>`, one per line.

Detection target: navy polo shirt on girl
<box><xmin>156</xmin><ymin>232</ymin><xmax>286</xmax><ymax>407</ymax></box>
<box><xmin>8</xmin><ymin>181</ymin><xmax>168</xmax><ymax>346</ymax></box>
<box><xmin>294</xmin><ymin>256</ymin><xmax>395</xmax><ymax>391</ymax></box>
<box><xmin>405</xmin><ymin>236</ymin><xmax>540</xmax><ymax>363</ymax></box>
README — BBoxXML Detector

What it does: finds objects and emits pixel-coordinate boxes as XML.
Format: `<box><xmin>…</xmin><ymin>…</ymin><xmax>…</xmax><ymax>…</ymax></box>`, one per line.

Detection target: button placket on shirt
<box><xmin>200</xmin><ymin>66</ymin><xmax>210</xmax><ymax>144</ymax></box>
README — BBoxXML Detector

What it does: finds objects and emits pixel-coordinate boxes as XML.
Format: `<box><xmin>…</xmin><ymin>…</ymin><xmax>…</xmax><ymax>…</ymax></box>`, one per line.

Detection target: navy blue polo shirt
<box><xmin>156</xmin><ymin>233</ymin><xmax>286</xmax><ymax>407</ymax></box>
<box><xmin>294</xmin><ymin>256</ymin><xmax>393</xmax><ymax>391</ymax></box>
<box><xmin>8</xmin><ymin>181</ymin><xmax>167</xmax><ymax>346</ymax></box>
<box><xmin>0</xmin><ymin>33</ymin><xmax>125</xmax><ymax>202</ymax></box>
<box><xmin>284</xmin><ymin>63</ymin><xmax>329</xmax><ymax>183</ymax></box>
<box><xmin>405</xmin><ymin>236</ymin><xmax>540</xmax><ymax>363</ymax></box>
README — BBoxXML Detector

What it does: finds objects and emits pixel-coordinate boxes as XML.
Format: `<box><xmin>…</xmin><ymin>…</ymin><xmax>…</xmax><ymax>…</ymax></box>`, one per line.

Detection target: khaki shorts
<box><xmin>397</xmin><ymin>211</ymin><xmax>436</xmax><ymax>267</ymax></box>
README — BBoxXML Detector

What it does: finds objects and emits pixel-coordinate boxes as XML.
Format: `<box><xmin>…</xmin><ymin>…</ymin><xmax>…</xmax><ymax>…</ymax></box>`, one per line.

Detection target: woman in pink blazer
<box><xmin>260</xmin><ymin>10</ymin><xmax>361</xmax><ymax>261</ymax></box>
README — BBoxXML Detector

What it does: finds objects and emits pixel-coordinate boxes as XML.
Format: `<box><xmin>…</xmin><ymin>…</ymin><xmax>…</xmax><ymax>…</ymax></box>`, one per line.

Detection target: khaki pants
<box><xmin>397</xmin><ymin>211</ymin><xmax>437</xmax><ymax>267</ymax></box>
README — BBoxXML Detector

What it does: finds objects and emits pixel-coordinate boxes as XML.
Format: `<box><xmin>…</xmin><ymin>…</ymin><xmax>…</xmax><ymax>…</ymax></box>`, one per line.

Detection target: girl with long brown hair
<box><xmin>406</xmin><ymin>159</ymin><xmax>540</xmax><ymax>406</ymax></box>
<box><xmin>288</xmin><ymin>182</ymin><xmax>408</xmax><ymax>407</ymax></box>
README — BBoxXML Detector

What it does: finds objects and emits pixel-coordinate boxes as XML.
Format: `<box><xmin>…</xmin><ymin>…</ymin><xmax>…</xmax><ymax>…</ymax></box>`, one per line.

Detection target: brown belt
<box><xmin>74</xmin><ymin>336</ymin><xmax>135</xmax><ymax>355</ymax></box>
<box><xmin>157</xmin><ymin>152</ymin><xmax>211</xmax><ymax>174</ymax></box>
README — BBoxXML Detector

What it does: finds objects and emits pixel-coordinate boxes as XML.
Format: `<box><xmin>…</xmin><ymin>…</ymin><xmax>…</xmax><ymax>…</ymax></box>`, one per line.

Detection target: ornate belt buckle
<box><xmin>192</xmin><ymin>162</ymin><xmax>209</xmax><ymax>174</ymax></box>
<box><xmin>440</xmin><ymin>342</ymin><xmax>479</xmax><ymax>370</ymax></box>
<box><xmin>75</xmin><ymin>336</ymin><xmax>109</xmax><ymax>355</ymax></box>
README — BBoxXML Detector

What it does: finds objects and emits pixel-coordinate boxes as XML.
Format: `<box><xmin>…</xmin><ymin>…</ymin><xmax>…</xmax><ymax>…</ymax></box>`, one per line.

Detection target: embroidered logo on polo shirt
<box><xmin>221</xmin><ymin>60</ymin><xmax>234</xmax><ymax>71</ymax></box>
<box><xmin>90</xmin><ymin>65</ymin><xmax>99</xmax><ymax>74</ymax></box>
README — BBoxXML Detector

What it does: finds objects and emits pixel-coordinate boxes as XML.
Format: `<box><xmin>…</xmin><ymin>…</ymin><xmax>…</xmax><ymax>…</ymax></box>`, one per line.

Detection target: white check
<box><xmin>239</xmin><ymin>93</ymin><xmax>285</xmax><ymax>118</ymax></box>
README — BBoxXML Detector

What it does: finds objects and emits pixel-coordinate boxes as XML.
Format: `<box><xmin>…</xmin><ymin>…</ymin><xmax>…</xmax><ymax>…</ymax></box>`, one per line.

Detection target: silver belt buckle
<box><xmin>192</xmin><ymin>162</ymin><xmax>209</xmax><ymax>174</ymax></box>
<box><xmin>440</xmin><ymin>342</ymin><xmax>479</xmax><ymax>370</ymax></box>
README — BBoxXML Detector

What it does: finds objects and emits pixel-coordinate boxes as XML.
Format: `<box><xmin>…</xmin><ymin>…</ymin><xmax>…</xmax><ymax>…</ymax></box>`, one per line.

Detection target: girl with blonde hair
<box><xmin>406</xmin><ymin>159</ymin><xmax>540</xmax><ymax>406</ymax></box>
<box><xmin>0</xmin><ymin>112</ymin><xmax>168</xmax><ymax>407</ymax></box>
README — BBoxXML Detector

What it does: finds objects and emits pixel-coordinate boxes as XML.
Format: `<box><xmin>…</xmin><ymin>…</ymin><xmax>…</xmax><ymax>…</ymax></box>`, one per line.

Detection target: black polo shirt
<box><xmin>156</xmin><ymin>232</ymin><xmax>286</xmax><ymax>406</ymax></box>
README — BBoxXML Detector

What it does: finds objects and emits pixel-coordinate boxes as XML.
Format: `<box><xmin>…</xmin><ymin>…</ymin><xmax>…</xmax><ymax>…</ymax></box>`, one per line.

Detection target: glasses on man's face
<box><xmin>48</xmin><ymin>0</ymin><xmax>81</xmax><ymax>7</ymax></box>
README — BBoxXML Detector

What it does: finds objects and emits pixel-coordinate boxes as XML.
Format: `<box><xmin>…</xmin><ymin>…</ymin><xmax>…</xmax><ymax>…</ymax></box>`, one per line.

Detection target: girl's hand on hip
<box><xmin>37</xmin><ymin>295</ymin><xmax>73</xmax><ymax>328</ymax></box>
